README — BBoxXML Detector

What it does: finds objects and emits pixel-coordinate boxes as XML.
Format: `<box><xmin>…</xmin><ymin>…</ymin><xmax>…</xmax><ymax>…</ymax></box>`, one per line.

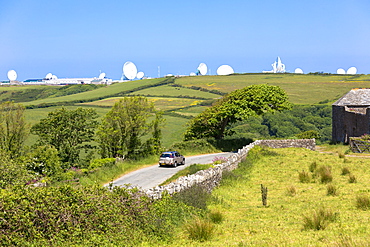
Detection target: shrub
<box><xmin>317</xmin><ymin>165</ymin><xmax>333</xmax><ymax>184</ymax></box>
<box><xmin>209</xmin><ymin>210</ymin><xmax>224</xmax><ymax>224</ymax></box>
<box><xmin>286</xmin><ymin>185</ymin><xmax>297</xmax><ymax>196</ymax></box>
<box><xmin>184</xmin><ymin>217</ymin><xmax>215</xmax><ymax>242</ymax></box>
<box><xmin>296</xmin><ymin>130</ymin><xmax>321</xmax><ymax>139</ymax></box>
<box><xmin>172</xmin><ymin>185</ymin><xmax>210</xmax><ymax>210</ymax></box>
<box><xmin>356</xmin><ymin>195</ymin><xmax>370</xmax><ymax>210</ymax></box>
<box><xmin>341</xmin><ymin>167</ymin><xmax>351</xmax><ymax>175</ymax></box>
<box><xmin>348</xmin><ymin>174</ymin><xmax>357</xmax><ymax>183</ymax></box>
<box><xmin>303</xmin><ymin>208</ymin><xmax>337</xmax><ymax>230</ymax></box>
<box><xmin>89</xmin><ymin>158</ymin><xmax>116</xmax><ymax>170</ymax></box>
<box><xmin>327</xmin><ymin>184</ymin><xmax>338</xmax><ymax>196</ymax></box>
<box><xmin>298</xmin><ymin>170</ymin><xmax>310</xmax><ymax>183</ymax></box>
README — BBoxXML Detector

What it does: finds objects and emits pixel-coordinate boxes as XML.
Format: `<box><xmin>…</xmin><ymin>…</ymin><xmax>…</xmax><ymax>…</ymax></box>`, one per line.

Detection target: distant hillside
<box><xmin>13</xmin><ymin>73</ymin><xmax>370</xmax><ymax>147</ymax></box>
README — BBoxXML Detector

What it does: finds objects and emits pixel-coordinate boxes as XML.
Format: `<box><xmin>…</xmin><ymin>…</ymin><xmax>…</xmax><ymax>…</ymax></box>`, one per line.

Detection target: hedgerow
<box><xmin>0</xmin><ymin>185</ymin><xmax>199</xmax><ymax>246</ymax></box>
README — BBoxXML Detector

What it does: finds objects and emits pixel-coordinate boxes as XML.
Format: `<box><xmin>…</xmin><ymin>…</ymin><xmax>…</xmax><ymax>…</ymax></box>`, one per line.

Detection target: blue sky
<box><xmin>1</xmin><ymin>0</ymin><xmax>369</xmax><ymax>81</ymax></box>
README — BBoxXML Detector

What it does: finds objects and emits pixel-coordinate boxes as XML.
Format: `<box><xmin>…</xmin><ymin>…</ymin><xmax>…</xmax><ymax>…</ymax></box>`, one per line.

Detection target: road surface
<box><xmin>108</xmin><ymin>152</ymin><xmax>233</xmax><ymax>190</ymax></box>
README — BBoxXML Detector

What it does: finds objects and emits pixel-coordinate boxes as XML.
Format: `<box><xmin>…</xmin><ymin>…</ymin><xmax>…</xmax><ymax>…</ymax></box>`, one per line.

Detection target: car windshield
<box><xmin>160</xmin><ymin>153</ymin><xmax>172</xmax><ymax>158</ymax></box>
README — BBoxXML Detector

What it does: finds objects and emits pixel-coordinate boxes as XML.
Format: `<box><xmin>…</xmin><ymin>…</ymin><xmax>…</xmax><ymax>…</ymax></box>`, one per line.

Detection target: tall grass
<box><xmin>302</xmin><ymin>208</ymin><xmax>337</xmax><ymax>230</ymax></box>
<box><xmin>184</xmin><ymin>217</ymin><xmax>215</xmax><ymax>242</ymax></box>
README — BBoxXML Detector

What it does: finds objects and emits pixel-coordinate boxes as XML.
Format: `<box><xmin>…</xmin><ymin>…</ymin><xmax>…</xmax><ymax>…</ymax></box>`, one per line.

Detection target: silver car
<box><xmin>159</xmin><ymin>151</ymin><xmax>185</xmax><ymax>167</ymax></box>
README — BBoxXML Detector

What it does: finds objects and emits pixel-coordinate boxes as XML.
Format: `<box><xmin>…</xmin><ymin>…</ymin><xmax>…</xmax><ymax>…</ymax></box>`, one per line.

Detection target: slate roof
<box><xmin>333</xmin><ymin>88</ymin><xmax>370</xmax><ymax>106</ymax></box>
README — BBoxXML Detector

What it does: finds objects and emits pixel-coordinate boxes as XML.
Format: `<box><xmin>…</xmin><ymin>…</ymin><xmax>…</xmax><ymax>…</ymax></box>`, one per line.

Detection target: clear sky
<box><xmin>1</xmin><ymin>0</ymin><xmax>370</xmax><ymax>81</ymax></box>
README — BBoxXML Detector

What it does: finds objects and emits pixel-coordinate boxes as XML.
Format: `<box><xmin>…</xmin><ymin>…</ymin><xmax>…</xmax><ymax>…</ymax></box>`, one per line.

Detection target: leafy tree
<box><xmin>0</xmin><ymin>150</ymin><xmax>31</xmax><ymax>189</ymax></box>
<box><xmin>0</xmin><ymin>101</ymin><xmax>29</xmax><ymax>158</ymax></box>
<box><xmin>31</xmin><ymin>107</ymin><xmax>98</xmax><ymax>166</ymax></box>
<box><xmin>25</xmin><ymin>145</ymin><xmax>62</xmax><ymax>177</ymax></box>
<box><xmin>184</xmin><ymin>84</ymin><xmax>291</xmax><ymax>140</ymax></box>
<box><xmin>97</xmin><ymin>97</ymin><xmax>164</xmax><ymax>158</ymax></box>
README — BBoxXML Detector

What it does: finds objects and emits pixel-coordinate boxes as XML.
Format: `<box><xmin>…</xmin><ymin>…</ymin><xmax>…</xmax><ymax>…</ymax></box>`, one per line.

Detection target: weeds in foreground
<box><xmin>298</xmin><ymin>170</ymin><xmax>310</xmax><ymax>183</ymax></box>
<box><xmin>341</xmin><ymin>167</ymin><xmax>351</xmax><ymax>175</ymax></box>
<box><xmin>348</xmin><ymin>174</ymin><xmax>357</xmax><ymax>183</ymax></box>
<box><xmin>356</xmin><ymin>195</ymin><xmax>370</xmax><ymax>210</ymax></box>
<box><xmin>309</xmin><ymin>161</ymin><xmax>317</xmax><ymax>173</ymax></box>
<box><xmin>209</xmin><ymin>210</ymin><xmax>224</xmax><ymax>224</ymax></box>
<box><xmin>286</xmin><ymin>185</ymin><xmax>297</xmax><ymax>196</ymax></box>
<box><xmin>327</xmin><ymin>184</ymin><xmax>338</xmax><ymax>196</ymax></box>
<box><xmin>303</xmin><ymin>208</ymin><xmax>337</xmax><ymax>230</ymax></box>
<box><xmin>184</xmin><ymin>217</ymin><xmax>215</xmax><ymax>242</ymax></box>
<box><xmin>318</xmin><ymin>165</ymin><xmax>333</xmax><ymax>184</ymax></box>
<box><xmin>172</xmin><ymin>185</ymin><xmax>210</xmax><ymax>210</ymax></box>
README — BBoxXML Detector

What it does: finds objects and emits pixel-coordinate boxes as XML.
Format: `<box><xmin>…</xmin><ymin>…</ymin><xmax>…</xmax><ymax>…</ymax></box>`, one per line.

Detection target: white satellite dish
<box><xmin>216</xmin><ymin>65</ymin><xmax>234</xmax><ymax>75</ymax></box>
<box><xmin>99</xmin><ymin>72</ymin><xmax>106</xmax><ymax>79</ymax></box>
<box><xmin>190</xmin><ymin>72</ymin><xmax>196</xmax><ymax>76</ymax></box>
<box><xmin>7</xmin><ymin>70</ymin><xmax>17</xmax><ymax>81</ymax></box>
<box><xmin>123</xmin><ymin>61</ymin><xmax>138</xmax><ymax>80</ymax></box>
<box><xmin>45</xmin><ymin>73</ymin><xmax>53</xmax><ymax>79</ymax></box>
<box><xmin>337</xmin><ymin>68</ymin><xmax>346</xmax><ymax>75</ymax></box>
<box><xmin>51</xmin><ymin>75</ymin><xmax>58</xmax><ymax>80</ymax></box>
<box><xmin>136</xmin><ymin>71</ymin><xmax>144</xmax><ymax>79</ymax></box>
<box><xmin>347</xmin><ymin>67</ymin><xmax>357</xmax><ymax>75</ymax></box>
<box><xmin>294</xmin><ymin>68</ymin><xmax>303</xmax><ymax>74</ymax></box>
<box><xmin>197</xmin><ymin>63</ymin><xmax>207</xmax><ymax>75</ymax></box>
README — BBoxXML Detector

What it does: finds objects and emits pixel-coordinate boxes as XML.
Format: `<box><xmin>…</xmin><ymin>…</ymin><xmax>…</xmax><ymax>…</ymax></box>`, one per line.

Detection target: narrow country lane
<box><xmin>108</xmin><ymin>152</ymin><xmax>234</xmax><ymax>190</ymax></box>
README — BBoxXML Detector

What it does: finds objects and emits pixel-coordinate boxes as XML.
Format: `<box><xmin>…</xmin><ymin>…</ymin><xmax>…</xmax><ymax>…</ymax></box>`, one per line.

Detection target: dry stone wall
<box><xmin>145</xmin><ymin>139</ymin><xmax>315</xmax><ymax>199</ymax></box>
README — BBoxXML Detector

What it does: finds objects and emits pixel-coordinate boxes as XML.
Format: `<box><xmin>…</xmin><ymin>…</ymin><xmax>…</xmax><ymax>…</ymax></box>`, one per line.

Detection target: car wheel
<box><xmin>173</xmin><ymin>162</ymin><xmax>177</xmax><ymax>167</ymax></box>
<box><xmin>181</xmin><ymin>159</ymin><xmax>185</xmax><ymax>165</ymax></box>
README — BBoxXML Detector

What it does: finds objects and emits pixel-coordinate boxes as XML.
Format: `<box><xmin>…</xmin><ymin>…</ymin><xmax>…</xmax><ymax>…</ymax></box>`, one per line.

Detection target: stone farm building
<box><xmin>332</xmin><ymin>88</ymin><xmax>370</xmax><ymax>143</ymax></box>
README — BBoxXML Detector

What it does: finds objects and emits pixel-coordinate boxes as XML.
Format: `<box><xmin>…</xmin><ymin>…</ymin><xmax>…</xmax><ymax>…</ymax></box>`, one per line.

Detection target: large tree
<box><xmin>0</xmin><ymin>101</ymin><xmax>29</xmax><ymax>158</ymax></box>
<box><xmin>31</xmin><ymin>107</ymin><xmax>98</xmax><ymax>166</ymax></box>
<box><xmin>184</xmin><ymin>84</ymin><xmax>292</xmax><ymax>140</ymax></box>
<box><xmin>97</xmin><ymin>97</ymin><xmax>164</xmax><ymax>158</ymax></box>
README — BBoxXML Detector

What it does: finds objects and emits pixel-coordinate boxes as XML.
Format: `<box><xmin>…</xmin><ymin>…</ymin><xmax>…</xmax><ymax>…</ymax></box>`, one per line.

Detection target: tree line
<box><xmin>0</xmin><ymin>97</ymin><xmax>164</xmax><ymax>188</ymax></box>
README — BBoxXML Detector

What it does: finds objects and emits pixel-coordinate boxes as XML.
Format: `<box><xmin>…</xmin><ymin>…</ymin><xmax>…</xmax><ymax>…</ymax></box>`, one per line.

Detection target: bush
<box><xmin>209</xmin><ymin>210</ymin><xmax>224</xmax><ymax>224</ymax></box>
<box><xmin>184</xmin><ymin>217</ymin><xmax>215</xmax><ymax>242</ymax></box>
<box><xmin>89</xmin><ymin>158</ymin><xmax>116</xmax><ymax>170</ymax></box>
<box><xmin>0</xmin><ymin>185</ymin><xmax>200</xmax><ymax>246</ymax></box>
<box><xmin>303</xmin><ymin>208</ymin><xmax>337</xmax><ymax>230</ymax></box>
<box><xmin>356</xmin><ymin>195</ymin><xmax>370</xmax><ymax>210</ymax></box>
<box><xmin>296</xmin><ymin>130</ymin><xmax>321</xmax><ymax>139</ymax></box>
<box><xmin>326</xmin><ymin>184</ymin><xmax>338</xmax><ymax>196</ymax></box>
<box><xmin>298</xmin><ymin>170</ymin><xmax>310</xmax><ymax>183</ymax></box>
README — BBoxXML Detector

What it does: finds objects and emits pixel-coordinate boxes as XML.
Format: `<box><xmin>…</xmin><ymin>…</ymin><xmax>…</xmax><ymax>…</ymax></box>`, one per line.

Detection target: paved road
<box><xmin>108</xmin><ymin>152</ymin><xmax>234</xmax><ymax>190</ymax></box>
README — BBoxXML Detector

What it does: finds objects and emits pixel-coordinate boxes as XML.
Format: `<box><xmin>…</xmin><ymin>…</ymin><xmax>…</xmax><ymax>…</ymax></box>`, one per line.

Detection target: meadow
<box><xmin>167</xmin><ymin>146</ymin><xmax>370</xmax><ymax>246</ymax></box>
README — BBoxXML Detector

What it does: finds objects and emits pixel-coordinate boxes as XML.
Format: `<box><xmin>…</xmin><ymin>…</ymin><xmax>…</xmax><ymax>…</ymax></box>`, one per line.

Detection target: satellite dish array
<box><xmin>337</xmin><ymin>67</ymin><xmax>357</xmax><ymax>75</ymax></box>
<box><xmin>45</xmin><ymin>73</ymin><xmax>58</xmax><ymax>80</ymax></box>
<box><xmin>122</xmin><ymin>61</ymin><xmax>145</xmax><ymax>80</ymax></box>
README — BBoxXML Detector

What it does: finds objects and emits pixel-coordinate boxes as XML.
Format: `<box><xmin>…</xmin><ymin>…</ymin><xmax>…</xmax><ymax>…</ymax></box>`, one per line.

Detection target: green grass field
<box><xmin>168</xmin><ymin>147</ymin><xmax>370</xmax><ymax>246</ymax></box>
<box><xmin>176</xmin><ymin>74</ymin><xmax>370</xmax><ymax>104</ymax></box>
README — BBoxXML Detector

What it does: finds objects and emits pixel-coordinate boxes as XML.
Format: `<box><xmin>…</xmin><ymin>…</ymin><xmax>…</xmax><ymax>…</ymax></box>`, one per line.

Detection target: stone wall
<box><xmin>145</xmin><ymin>139</ymin><xmax>315</xmax><ymax>199</ymax></box>
<box><xmin>257</xmin><ymin>139</ymin><xmax>315</xmax><ymax>151</ymax></box>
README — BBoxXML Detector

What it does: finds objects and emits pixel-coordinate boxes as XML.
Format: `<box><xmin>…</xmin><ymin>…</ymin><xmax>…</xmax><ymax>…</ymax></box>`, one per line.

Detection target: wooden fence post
<box><xmin>261</xmin><ymin>184</ymin><xmax>268</xmax><ymax>206</ymax></box>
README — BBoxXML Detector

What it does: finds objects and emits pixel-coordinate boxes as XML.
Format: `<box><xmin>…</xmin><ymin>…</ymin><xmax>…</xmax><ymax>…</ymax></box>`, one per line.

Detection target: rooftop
<box><xmin>333</xmin><ymin>88</ymin><xmax>370</xmax><ymax>106</ymax></box>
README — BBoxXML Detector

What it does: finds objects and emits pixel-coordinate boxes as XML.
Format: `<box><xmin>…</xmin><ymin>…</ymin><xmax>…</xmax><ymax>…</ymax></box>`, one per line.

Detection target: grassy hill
<box><xmin>10</xmin><ymin>73</ymin><xmax>370</xmax><ymax>147</ymax></box>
